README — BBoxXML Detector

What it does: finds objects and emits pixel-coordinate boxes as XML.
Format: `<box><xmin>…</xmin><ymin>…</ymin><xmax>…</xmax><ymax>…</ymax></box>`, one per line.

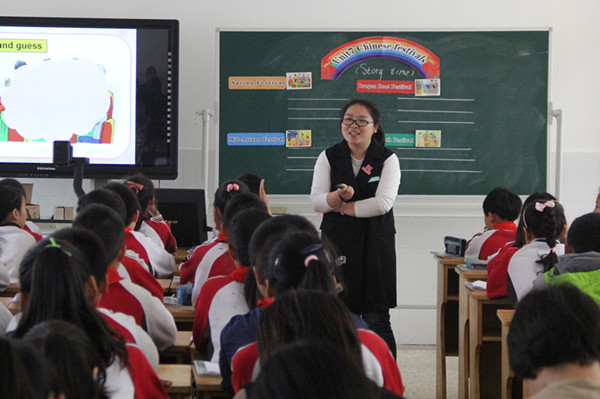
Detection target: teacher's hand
<box><xmin>337</xmin><ymin>184</ymin><xmax>354</xmax><ymax>201</ymax></box>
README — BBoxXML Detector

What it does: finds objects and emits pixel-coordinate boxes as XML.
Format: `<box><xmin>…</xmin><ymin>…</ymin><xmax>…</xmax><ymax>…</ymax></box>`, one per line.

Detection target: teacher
<box><xmin>310</xmin><ymin>98</ymin><xmax>401</xmax><ymax>355</ymax></box>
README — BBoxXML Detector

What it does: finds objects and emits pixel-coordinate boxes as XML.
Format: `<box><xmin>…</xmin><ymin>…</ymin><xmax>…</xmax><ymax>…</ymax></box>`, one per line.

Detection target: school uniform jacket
<box><xmin>100</xmin><ymin>268</ymin><xmax>177</xmax><ymax>352</ymax></box>
<box><xmin>465</xmin><ymin>221</ymin><xmax>517</xmax><ymax>261</ymax></box>
<box><xmin>0</xmin><ymin>224</ymin><xmax>36</xmax><ymax>284</ymax></box>
<box><xmin>118</xmin><ymin>255</ymin><xmax>164</xmax><ymax>300</ymax></box>
<box><xmin>230</xmin><ymin>328</ymin><xmax>404</xmax><ymax>396</ymax></box>
<box><xmin>127</xmin><ymin>228</ymin><xmax>175</xmax><ymax>278</ymax></box>
<box><xmin>486</xmin><ymin>241</ymin><xmax>519</xmax><ymax>299</ymax></box>
<box><xmin>193</xmin><ymin>266</ymin><xmax>250</xmax><ymax>363</ymax></box>
<box><xmin>144</xmin><ymin>218</ymin><xmax>177</xmax><ymax>254</ymax></box>
<box><xmin>322</xmin><ymin>140</ymin><xmax>397</xmax><ymax>313</ymax></box>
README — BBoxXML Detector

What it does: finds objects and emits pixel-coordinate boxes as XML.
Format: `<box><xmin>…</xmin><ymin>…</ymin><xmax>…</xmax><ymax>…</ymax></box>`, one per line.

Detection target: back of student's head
<box><xmin>508</xmin><ymin>283</ymin><xmax>600</xmax><ymax>380</ymax></box>
<box><xmin>12</xmin><ymin>237</ymin><xmax>127</xmax><ymax>367</ymax></box>
<box><xmin>566</xmin><ymin>212</ymin><xmax>600</xmax><ymax>253</ymax></box>
<box><xmin>249</xmin><ymin>340</ymin><xmax>379</xmax><ymax>399</ymax></box>
<box><xmin>73</xmin><ymin>204</ymin><xmax>125</xmax><ymax>265</ymax></box>
<box><xmin>522</xmin><ymin>198</ymin><xmax>566</xmax><ymax>271</ymax></box>
<box><xmin>77</xmin><ymin>188</ymin><xmax>127</xmax><ymax>224</ymax></box>
<box><xmin>236</xmin><ymin>173</ymin><xmax>263</xmax><ymax>195</ymax></box>
<box><xmin>483</xmin><ymin>187</ymin><xmax>521</xmax><ymax>221</ymax></box>
<box><xmin>0</xmin><ymin>337</ymin><xmax>58</xmax><ymax>399</ymax></box>
<box><xmin>213</xmin><ymin>179</ymin><xmax>250</xmax><ymax>216</ymax></box>
<box><xmin>514</xmin><ymin>192</ymin><xmax>558</xmax><ymax>247</ymax></box>
<box><xmin>265</xmin><ymin>232</ymin><xmax>337</xmax><ymax>295</ymax></box>
<box><xmin>227</xmin><ymin>208</ymin><xmax>271</xmax><ymax>267</ymax></box>
<box><xmin>257</xmin><ymin>290</ymin><xmax>363</xmax><ymax>370</ymax></box>
<box><xmin>222</xmin><ymin>192</ymin><xmax>267</xmax><ymax>233</ymax></box>
<box><xmin>124</xmin><ymin>173</ymin><xmax>155</xmax><ymax>214</ymax></box>
<box><xmin>103</xmin><ymin>182</ymin><xmax>141</xmax><ymax>227</ymax></box>
<box><xmin>0</xmin><ymin>178</ymin><xmax>26</xmax><ymax>195</ymax></box>
<box><xmin>24</xmin><ymin>320</ymin><xmax>108</xmax><ymax>399</ymax></box>
<box><xmin>0</xmin><ymin>185</ymin><xmax>24</xmax><ymax>224</ymax></box>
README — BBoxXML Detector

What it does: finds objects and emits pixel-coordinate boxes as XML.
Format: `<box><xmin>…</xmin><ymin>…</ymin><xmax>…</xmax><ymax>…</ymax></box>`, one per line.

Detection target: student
<box><xmin>50</xmin><ymin>227</ymin><xmax>161</xmax><ymax>368</ymax></box>
<box><xmin>233</xmin><ymin>290</ymin><xmax>404</xmax><ymax>396</ymax></box>
<box><xmin>179</xmin><ymin>179</ymin><xmax>249</xmax><ymax>286</ymax></box>
<box><xmin>0</xmin><ymin>337</ymin><xmax>59</xmax><ymax>399</ymax></box>
<box><xmin>0</xmin><ymin>185</ymin><xmax>36</xmax><ymax>285</ymax></box>
<box><xmin>191</xmin><ymin>192</ymin><xmax>267</xmax><ymax>305</ymax></box>
<box><xmin>11</xmin><ymin>237</ymin><xmax>168</xmax><ymax>398</ymax></box>
<box><xmin>105</xmin><ymin>182</ymin><xmax>175</xmax><ymax>278</ymax></box>
<box><xmin>0</xmin><ymin>178</ymin><xmax>42</xmax><ymax>241</ymax></box>
<box><xmin>507</xmin><ymin>284</ymin><xmax>600</xmax><ymax>398</ymax></box>
<box><xmin>237</xmin><ymin>341</ymin><xmax>404</xmax><ymax>399</ymax></box>
<box><xmin>125</xmin><ymin>173</ymin><xmax>177</xmax><ymax>253</ymax></box>
<box><xmin>464</xmin><ymin>186</ymin><xmax>522</xmax><ymax>261</ymax></box>
<box><xmin>193</xmin><ymin>207</ymin><xmax>270</xmax><ymax>362</ymax></box>
<box><xmin>24</xmin><ymin>320</ymin><xmax>108</xmax><ymax>399</ymax></box>
<box><xmin>487</xmin><ymin>192</ymin><xmax>557</xmax><ymax>299</ymax></box>
<box><xmin>535</xmin><ymin>212</ymin><xmax>600</xmax><ymax>303</ymax></box>
<box><xmin>77</xmin><ymin>189</ymin><xmax>163</xmax><ymax>299</ymax></box>
<box><xmin>237</xmin><ymin>172</ymin><xmax>271</xmax><ymax>215</ymax></box>
<box><xmin>507</xmin><ymin>199</ymin><xmax>567</xmax><ymax>304</ymax></box>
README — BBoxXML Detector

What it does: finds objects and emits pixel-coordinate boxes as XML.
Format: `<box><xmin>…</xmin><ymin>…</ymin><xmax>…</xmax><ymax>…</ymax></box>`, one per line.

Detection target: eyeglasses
<box><xmin>341</xmin><ymin>117</ymin><xmax>374</xmax><ymax>127</ymax></box>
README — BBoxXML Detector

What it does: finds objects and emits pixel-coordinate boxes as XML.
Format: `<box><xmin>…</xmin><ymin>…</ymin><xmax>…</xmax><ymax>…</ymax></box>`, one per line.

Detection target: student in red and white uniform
<box><xmin>193</xmin><ymin>196</ymin><xmax>269</xmax><ymax>362</ymax></box>
<box><xmin>0</xmin><ymin>185</ymin><xmax>36</xmax><ymax>285</ymax></box>
<box><xmin>232</xmin><ymin>290</ymin><xmax>404</xmax><ymax>396</ymax></box>
<box><xmin>105</xmin><ymin>182</ymin><xmax>175</xmax><ymax>278</ymax></box>
<box><xmin>465</xmin><ymin>187</ymin><xmax>522</xmax><ymax>261</ymax></box>
<box><xmin>12</xmin><ymin>237</ymin><xmax>168</xmax><ymax>398</ymax></box>
<box><xmin>125</xmin><ymin>173</ymin><xmax>177</xmax><ymax>254</ymax></box>
<box><xmin>77</xmin><ymin>189</ymin><xmax>164</xmax><ymax>299</ymax></box>
<box><xmin>184</xmin><ymin>180</ymin><xmax>250</xmax><ymax>304</ymax></box>
<box><xmin>0</xmin><ymin>178</ymin><xmax>42</xmax><ymax>242</ymax></box>
<box><xmin>71</xmin><ymin>205</ymin><xmax>176</xmax><ymax>352</ymax></box>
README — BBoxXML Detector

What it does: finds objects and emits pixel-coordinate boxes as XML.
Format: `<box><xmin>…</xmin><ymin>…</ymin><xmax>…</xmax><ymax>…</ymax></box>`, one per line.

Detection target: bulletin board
<box><xmin>218</xmin><ymin>30</ymin><xmax>550</xmax><ymax>195</ymax></box>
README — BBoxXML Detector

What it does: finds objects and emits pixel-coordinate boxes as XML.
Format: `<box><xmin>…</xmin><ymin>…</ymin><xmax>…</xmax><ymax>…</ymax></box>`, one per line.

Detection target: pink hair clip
<box><xmin>534</xmin><ymin>200</ymin><xmax>556</xmax><ymax>212</ymax></box>
<box><xmin>304</xmin><ymin>254</ymin><xmax>319</xmax><ymax>267</ymax></box>
<box><xmin>126</xmin><ymin>181</ymin><xmax>144</xmax><ymax>194</ymax></box>
<box><xmin>227</xmin><ymin>183</ymin><xmax>239</xmax><ymax>192</ymax></box>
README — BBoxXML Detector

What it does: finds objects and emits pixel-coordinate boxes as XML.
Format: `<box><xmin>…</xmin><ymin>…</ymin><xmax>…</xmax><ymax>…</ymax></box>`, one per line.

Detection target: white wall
<box><xmin>5</xmin><ymin>0</ymin><xmax>600</xmax><ymax>344</ymax></box>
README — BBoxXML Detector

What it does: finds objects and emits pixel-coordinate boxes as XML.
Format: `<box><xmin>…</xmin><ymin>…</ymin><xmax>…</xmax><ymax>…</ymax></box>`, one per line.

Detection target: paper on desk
<box><xmin>465</xmin><ymin>280</ymin><xmax>487</xmax><ymax>291</ymax></box>
<box><xmin>194</xmin><ymin>360</ymin><xmax>220</xmax><ymax>375</ymax></box>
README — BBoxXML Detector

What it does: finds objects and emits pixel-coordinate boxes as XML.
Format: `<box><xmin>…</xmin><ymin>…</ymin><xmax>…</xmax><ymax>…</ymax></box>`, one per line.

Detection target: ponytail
<box><xmin>523</xmin><ymin>200</ymin><xmax>566</xmax><ymax>272</ymax></box>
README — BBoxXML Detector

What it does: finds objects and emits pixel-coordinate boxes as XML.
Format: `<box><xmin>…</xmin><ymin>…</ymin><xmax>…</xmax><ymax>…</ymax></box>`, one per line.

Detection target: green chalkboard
<box><xmin>218</xmin><ymin>30</ymin><xmax>549</xmax><ymax>195</ymax></box>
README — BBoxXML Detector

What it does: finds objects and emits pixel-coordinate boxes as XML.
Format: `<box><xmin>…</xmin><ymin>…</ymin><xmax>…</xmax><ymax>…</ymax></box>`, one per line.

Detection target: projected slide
<box><xmin>0</xmin><ymin>27</ymin><xmax>136</xmax><ymax>165</ymax></box>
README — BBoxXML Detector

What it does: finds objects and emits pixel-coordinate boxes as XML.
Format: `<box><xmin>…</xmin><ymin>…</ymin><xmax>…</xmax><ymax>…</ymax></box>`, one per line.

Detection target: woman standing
<box><xmin>310</xmin><ymin>99</ymin><xmax>401</xmax><ymax>355</ymax></box>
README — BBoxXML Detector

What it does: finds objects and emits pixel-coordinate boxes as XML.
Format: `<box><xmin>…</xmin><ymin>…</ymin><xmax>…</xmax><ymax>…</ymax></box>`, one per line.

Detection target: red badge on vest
<box><xmin>361</xmin><ymin>164</ymin><xmax>373</xmax><ymax>175</ymax></box>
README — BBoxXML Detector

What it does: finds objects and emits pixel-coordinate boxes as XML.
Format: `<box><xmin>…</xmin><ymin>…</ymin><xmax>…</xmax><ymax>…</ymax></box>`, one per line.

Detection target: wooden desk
<box><xmin>0</xmin><ymin>283</ymin><xmax>20</xmax><ymax>297</ymax></box>
<box><xmin>160</xmin><ymin>279</ymin><xmax>174</xmax><ymax>295</ymax></box>
<box><xmin>167</xmin><ymin>304</ymin><xmax>194</xmax><ymax>331</ymax></box>
<box><xmin>468</xmin><ymin>289</ymin><xmax>512</xmax><ymax>399</ymax></box>
<box><xmin>498</xmin><ymin>309</ymin><xmax>525</xmax><ymax>399</ymax></box>
<box><xmin>161</xmin><ymin>331</ymin><xmax>195</xmax><ymax>364</ymax></box>
<box><xmin>192</xmin><ymin>364</ymin><xmax>230</xmax><ymax>399</ymax></box>
<box><xmin>157</xmin><ymin>364</ymin><xmax>193</xmax><ymax>399</ymax></box>
<box><xmin>456</xmin><ymin>266</ymin><xmax>487</xmax><ymax>399</ymax></box>
<box><xmin>434</xmin><ymin>254</ymin><xmax>465</xmax><ymax>399</ymax></box>
<box><xmin>0</xmin><ymin>296</ymin><xmax>18</xmax><ymax>314</ymax></box>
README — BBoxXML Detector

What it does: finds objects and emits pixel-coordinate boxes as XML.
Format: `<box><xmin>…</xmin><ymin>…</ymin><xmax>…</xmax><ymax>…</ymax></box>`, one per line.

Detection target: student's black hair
<box><xmin>103</xmin><ymin>182</ymin><xmax>142</xmax><ymax>228</ymax></box>
<box><xmin>245</xmin><ymin>215</ymin><xmax>319</xmax><ymax>307</ymax></box>
<box><xmin>12</xmin><ymin>238</ymin><xmax>129</xmax><ymax>369</ymax></box>
<box><xmin>77</xmin><ymin>188</ymin><xmax>127</xmax><ymax>224</ymax></box>
<box><xmin>265</xmin><ymin>232</ymin><xmax>337</xmax><ymax>295</ymax></box>
<box><xmin>566</xmin><ymin>212</ymin><xmax>600</xmax><ymax>253</ymax></box>
<box><xmin>236</xmin><ymin>172</ymin><xmax>263</xmax><ymax>195</ymax></box>
<box><xmin>522</xmin><ymin>199</ymin><xmax>566</xmax><ymax>272</ymax></box>
<box><xmin>124</xmin><ymin>173</ymin><xmax>155</xmax><ymax>214</ymax></box>
<box><xmin>0</xmin><ymin>337</ymin><xmax>58</xmax><ymax>399</ymax></box>
<box><xmin>227</xmin><ymin>208</ymin><xmax>271</xmax><ymax>267</ymax></box>
<box><xmin>340</xmin><ymin>98</ymin><xmax>385</xmax><ymax>146</ymax></box>
<box><xmin>482</xmin><ymin>187</ymin><xmax>522</xmax><ymax>221</ymax></box>
<box><xmin>508</xmin><ymin>283</ymin><xmax>600</xmax><ymax>380</ymax></box>
<box><xmin>221</xmin><ymin>192</ymin><xmax>267</xmax><ymax>232</ymax></box>
<box><xmin>213</xmin><ymin>179</ymin><xmax>250</xmax><ymax>216</ymax></box>
<box><xmin>73</xmin><ymin>204</ymin><xmax>126</xmax><ymax>264</ymax></box>
<box><xmin>52</xmin><ymin>227</ymin><xmax>109</xmax><ymax>288</ymax></box>
<box><xmin>257</xmin><ymin>290</ymin><xmax>363</xmax><ymax>371</ymax></box>
<box><xmin>0</xmin><ymin>177</ymin><xmax>26</xmax><ymax>196</ymax></box>
<box><xmin>0</xmin><ymin>185</ymin><xmax>24</xmax><ymax>225</ymax></box>
<box><xmin>513</xmin><ymin>192</ymin><xmax>558</xmax><ymax>248</ymax></box>
<box><xmin>24</xmin><ymin>320</ymin><xmax>108</xmax><ymax>399</ymax></box>
<box><xmin>249</xmin><ymin>340</ymin><xmax>381</xmax><ymax>399</ymax></box>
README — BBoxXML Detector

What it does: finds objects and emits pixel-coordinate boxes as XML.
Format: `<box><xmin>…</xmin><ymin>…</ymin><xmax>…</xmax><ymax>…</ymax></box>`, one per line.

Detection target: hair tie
<box><xmin>534</xmin><ymin>200</ymin><xmax>555</xmax><ymax>212</ymax></box>
<box><xmin>46</xmin><ymin>237</ymin><xmax>72</xmax><ymax>257</ymax></box>
<box><xmin>126</xmin><ymin>181</ymin><xmax>144</xmax><ymax>194</ymax></box>
<box><xmin>299</xmin><ymin>243</ymin><xmax>323</xmax><ymax>255</ymax></box>
<box><xmin>304</xmin><ymin>254</ymin><xmax>319</xmax><ymax>267</ymax></box>
<box><xmin>226</xmin><ymin>183</ymin><xmax>239</xmax><ymax>192</ymax></box>
<box><xmin>550</xmin><ymin>247</ymin><xmax>557</xmax><ymax>253</ymax></box>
